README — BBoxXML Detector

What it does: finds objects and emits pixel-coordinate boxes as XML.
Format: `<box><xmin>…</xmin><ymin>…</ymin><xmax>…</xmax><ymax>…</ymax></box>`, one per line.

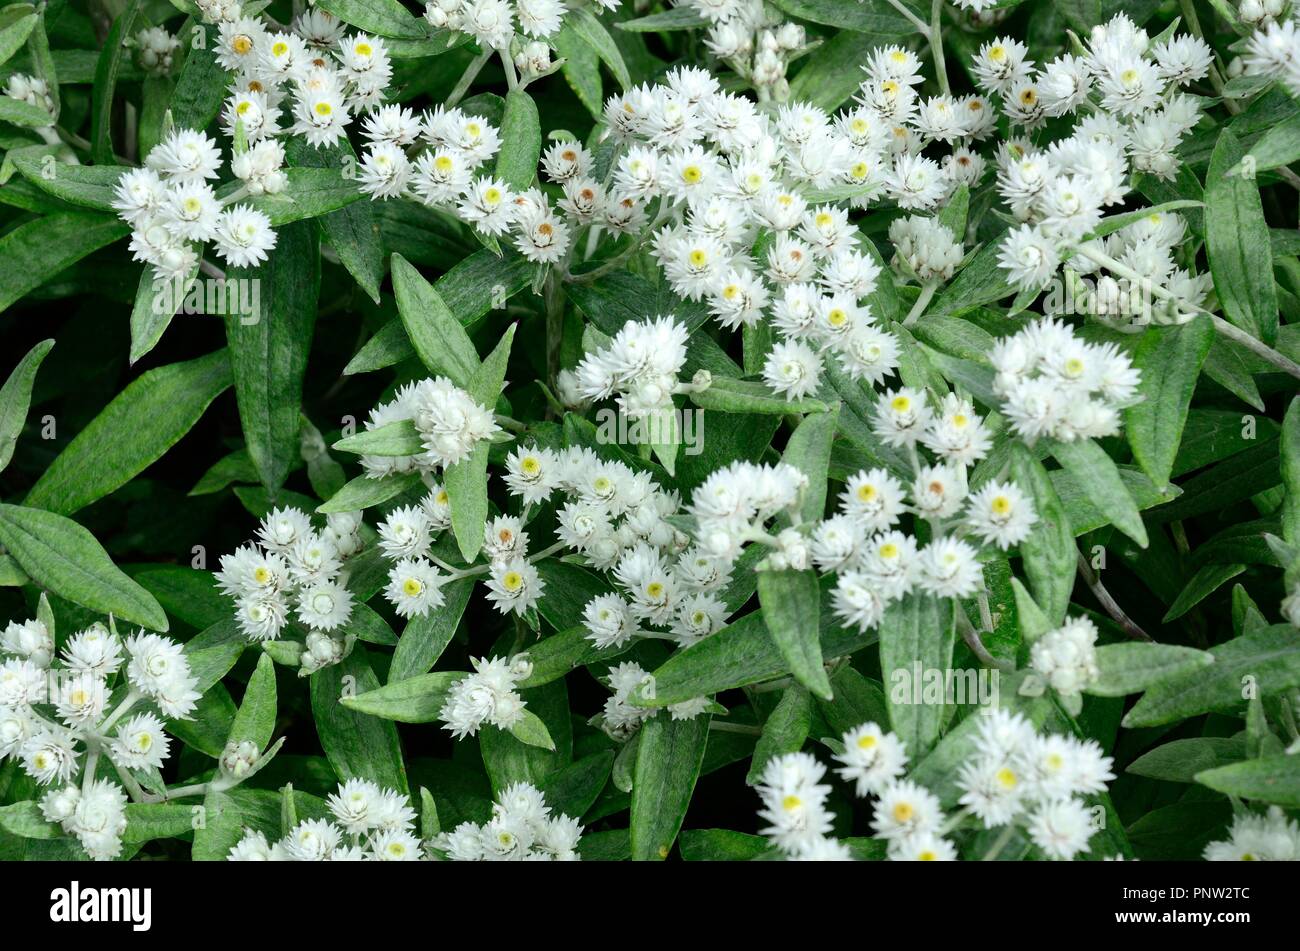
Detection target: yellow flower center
<box><xmin>233</xmin><ymin>35</ymin><xmax>253</xmax><ymax>54</ymax></box>
<box><xmin>857</xmin><ymin>484</ymin><xmax>877</xmax><ymax>502</ymax></box>
<box><xmin>314</xmin><ymin>101</ymin><xmax>333</xmax><ymax>117</ymax></box>
<box><xmin>893</xmin><ymin>802</ymin><xmax>914</xmax><ymax>823</ymax></box>
<box><xmin>991</xmin><ymin>496</ymin><xmax>1012</xmax><ymax>516</ymax></box>
<box><xmin>272</xmin><ymin>41</ymin><xmax>288</xmax><ymax>57</ymax></box>
<box><xmin>503</xmin><ymin>571</ymin><xmax>523</xmax><ymax>591</ymax></box>
<box><xmin>681</xmin><ymin>165</ymin><xmax>702</xmax><ymax>184</ymax></box>
<box><xmin>402</xmin><ymin>578</ymin><xmax>423</xmax><ymax>597</ymax></box>
<box><xmin>355</xmin><ymin>42</ymin><xmax>372</xmax><ymax>56</ymax></box>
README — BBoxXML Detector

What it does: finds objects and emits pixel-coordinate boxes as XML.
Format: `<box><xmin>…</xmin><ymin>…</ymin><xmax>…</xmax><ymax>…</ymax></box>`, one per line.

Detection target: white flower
<box><xmin>2</xmin><ymin>618</ymin><xmax>53</xmax><ymax>667</ymax></box>
<box><xmin>756</xmin><ymin>752</ymin><xmax>835</xmax><ymax>854</ymax></box>
<box><xmin>1030</xmin><ymin>617</ymin><xmax>1100</xmax><ymax>696</ymax></box>
<box><xmin>147</xmin><ymin>129</ymin><xmax>222</xmax><ymax>182</ymax></box>
<box><xmin>917</xmin><ymin>538</ymin><xmax>983</xmax><ymax>599</ymax></box>
<box><xmin>212</xmin><ymin>205</ymin><xmax>278</xmax><ymax>268</ymax></box>
<box><xmin>872</xmin><ymin>779</ymin><xmax>944</xmax><ymax>840</ymax></box>
<box><xmin>1204</xmin><ymin>807</ymin><xmax>1300</xmax><ymax>861</ymax></box>
<box><xmin>66</xmin><ymin>779</ymin><xmax>129</xmax><ymax>861</ymax></box>
<box><xmin>296</xmin><ymin>581</ymin><xmax>354</xmax><ymax>631</ymax></box>
<box><xmin>440</xmin><ymin>655</ymin><xmax>531</xmax><ymax>738</ymax></box>
<box><xmin>110</xmin><ymin>712</ymin><xmax>171</xmax><ymax>771</ymax></box>
<box><xmin>964</xmin><ymin>481</ymin><xmax>1038</xmax><ymax>549</ymax></box>
<box><xmin>484</xmin><ymin>558</ymin><xmax>544</xmax><ymax>616</ymax></box>
<box><xmin>1027</xmin><ymin>798</ymin><xmax>1095</xmax><ymax>860</ymax></box>
<box><xmin>384</xmin><ymin>558</ymin><xmax>447</xmax><ymax>618</ymax></box>
<box><xmin>762</xmin><ymin>340</ymin><xmax>822</xmax><ymax>401</ymax></box>
<box><xmin>834</xmin><ymin>722</ymin><xmax>908</xmax><ymax>797</ymax></box>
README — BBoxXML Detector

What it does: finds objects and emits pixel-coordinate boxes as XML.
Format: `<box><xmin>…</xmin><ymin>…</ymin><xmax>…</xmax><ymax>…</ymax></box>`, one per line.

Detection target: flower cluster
<box><xmin>1204</xmin><ymin>806</ymin><xmax>1300</xmax><ymax>861</ymax></box>
<box><xmin>439</xmin><ymin>654</ymin><xmax>532</xmax><ymax>739</ymax></box>
<box><xmin>1029</xmin><ymin>615</ymin><xmax>1101</xmax><ymax>701</ymax></box>
<box><xmin>575</xmin><ymin>316</ymin><xmax>708</xmax><ymax>418</ymax></box>
<box><xmin>4</xmin><ymin>73</ymin><xmax>55</xmax><ymax>124</ymax></box>
<box><xmin>2</xmin><ymin>615</ymin><xmax>196</xmax><ymax>860</ymax></box>
<box><xmin>989</xmin><ymin>316</ymin><xmax>1141</xmax><ymax>444</ymax></box>
<box><xmin>129</xmin><ymin>26</ymin><xmax>182</xmax><ymax>77</ymax></box>
<box><xmin>988</xmin><ymin>16</ymin><xmax>1211</xmax><ymax>297</ymax></box>
<box><xmin>113</xmin><ymin>128</ymin><xmax>280</xmax><ymax>279</ymax></box>
<box><xmin>228</xmin><ymin>779</ymin><xmax>421</xmax><ymax>860</ymax></box>
<box><xmin>214</xmin><ymin>506</ymin><xmax>365</xmax><ymax>671</ymax></box>
<box><xmin>757</xmin><ymin>711</ymin><xmax>1115</xmax><ymax>861</ymax></box>
<box><xmin>424</xmin><ymin>0</ymin><xmax>620</xmax><ymax>79</ymax></box>
<box><xmin>359</xmin><ymin>376</ymin><xmax>501</xmax><ymax>479</ymax></box>
<box><xmin>596</xmin><ymin>661</ymin><xmax>711</xmax><ymax>741</ymax></box>
<box><xmin>1239</xmin><ymin>12</ymin><xmax>1300</xmax><ymax>100</ymax></box>
<box><xmin>436</xmin><ymin>781</ymin><xmax>583</xmax><ymax>860</ymax></box>
<box><xmin>672</xmin><ymin>0</ymin><xmax>811</xmax><ymax>95</ymax></box>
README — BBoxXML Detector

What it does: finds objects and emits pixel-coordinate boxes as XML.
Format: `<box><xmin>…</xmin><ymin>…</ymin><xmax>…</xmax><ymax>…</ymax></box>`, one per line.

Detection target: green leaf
<box><xmin>332</xmin><ymin>419</ymin><xmax>424</xmax><ymax>456</ymax></box>
<box><xmin>227</xmin><ymin>653</ymin><xmax>277</xmax><ymax>751</ymax></box>
<box><xmin>746</xmin><ymin>685</ymin><xmax>814</xmax><ymax>785</ymax></box>
<box><xmin>1124</xmin><ymin>315</ymin><xmax>1214</xmax><ymax>488</ymax></box>
<box><xmin>779</xmin><ymin>408</ymin><xmax>838</xmax><ymax>524</ymax></box>
<box><xmin>630</xmin><ymin>713</ymin><xmax>709</xmax><ymax>860</ymax></box>
<box><xmin>24</xmin><ymin>349</ymin><xmax>232</xmax><ymax>515</ymax></box>
<box><xmin>1243</xmin><ymin>113</ymin><xmax>1300</xmax><ymax>172</ymax></box>
<box><xmin>691</xmin><ymin>378</ymin><xmax>828</xmax><ymax>415</ymax></box>
<box><xmin>768</xmin><ymin>0</ymin><xmax>920</xmax><ymax>34</ymax></box>
<box><xmin>1196</xmin><ymin>755</ymin><xmax>1300</xmax><ymax>807</ymax></box>
<box><xmin>537</xmin><ymin>751</ymin><xmax>614</xmax><ymax>820</ymax></box>
<box><xmin>8</xmin><ymin>150</ymin><xmax>124</xmax><ymax>212</ymax></box>
<box><xmin>0</xmin><ymin>96</ymin><xmax>51</xmax><ymax>127</ymax></box>
<box><xmin>237</xmin><ymin>167</ymin><xmax>363</xmax><ymax>225</ymax></box>
<box><xmin>1010</xmin><ymin>444</ymin><xmax>1075</xmax><ymax>626</ymax></box>
<box><xmin>1282</xmin><ymin>396</ymin><xmax>1300</xmax><ymax>547</ymax></box>
<box><xmin>679</xmin><ymin>828</ymin><xmax>770</xmax><ymax>861</ymax></box>
<box><xmin>552</xmin><ymin>23</ymin><xmax>602</xmax><ymax>117</ymax></box>
<box><xmin>223</xmin><ymin>220</ymin><xmax>320</xmax><ymax>493</ymax></box>
<box><xmin>508</xmin><ymin>708</ymin><xmax>556</xmax><ymax>751</ymax></box>
<box><xmin>616</xmin><ymin>8</ymin><xmax>707</xmax><ymax>31</ymax></box>
<box><xmin>169</xmin><ymin>25</ymin><xmax>225</xmax><ymax>130</ymax></box>
<box><xmin>0</xmin><ymin>213</ymin><xmax>128</xmax><ymax>314</ymax></box>
<box><xmin>1091</xmin><ymin>642</ymin><xmax>1215</xmax><ymax>697</ymax></box>
<box><xmin>495</xmin><ymin>89</ymin><xmax>542</xmax><ymax>192</ymax></box>
<box><xmin>340</xmin><ymin>670</ymin><xmax>465</xmax><ymax>723</ymax></box>
<box><xmin>389</xmin><ymin>578</ymin><xmax>473</xmax><ymax>681</ymax></box>
<box><xmin>129</xmin><ymin>261</ymin><xmax>201</xmax><ymax>363</ymax></box>
<box><xmin>0</xmin><ymin>8</ymin><xmax>37</xmax><ymax>69</ymax></box>
<box><xmin>286</xmin><ymin>138</ymin><xmax>384</xmax><ymax>303</ymax></box>
<box><xmin>1123</xmin><ymin>625</ymin><xmax>1300</xmax><ymax>727</ymax></box>
<box><xmin>0</xmin><ymin>504</ymin><xmax>167</xmax><ymax>631</ymax></box>
<box><xmin>0</xmin><ymin>338</ymin><xmax>52</xmax><ymax>474</ymax></box>
<box><xmin>313</xmin><ymin>0</ymin><xmax>428</xmax><ymax>37</ymax></box>
<box><xmin>756</xmin><ymin>569</ymin><xmax>832</xmax><ymax>700</ymax></box>
<box><xmin>123</xmin><ymin>803</ymin><xmax>197</xmax><ymax>844</ymax></box>
<box><xmin>879</xmin><ymin>595</ymin><xmax>955</xmax><ymax>758</ymax></box>
<box><xmin>447</xmin><ymin>325</ymin><xmax>514</xmax><ymax>562</ymax></box>
<box><xmin>566</xmin><ymin>8</ymin><xmax>631</xmax><ymax>89</ymax></box>
<box><xmin>390</xmin><ymin>253</ymin><xmax>480</xmax><ymax>386</ymax></box>
<box><xmin>317</xmin><ymin>471</ymin><xmax>423</xmax><ymax>514</ymax></box>
<box><xmin>0</xmin><ymin>801</ymin><xmax>59</xmax><ymax>839</ymax></box>
<box><xmin>1162</xmin><ymin>564</ymin><xmax>1248</xmax><ymax>622</ymax></box>
<box><xmin>89</xmin><ymin>0</ymin><xmax>139</xmax><ymax>164</ymax></box>
<box><xmin>1049</xmin><ymin>438</ymin><xmax>1149</xmax><ymax>547</ymax></box>
<box><xmin>1206</xmin><ymin>127</ymin><xmax>1278</xmax><ymax>344</ymax></box>
<box><xmin>1127</xmin><ymin>737</ymin><xmax>1244</xmax><ymax>783</ymax></box>
<box><xmin>310</xmin><ymin>647</ymin><xmax>409</xmax><ymax>794</ymax></box>
<box><xmin>479</xmin><ymin>680</ymin><xmax>572</xmax><ymax>792</ymax></box>
<box><xmin>637</xmin><ymin>581</ymin><xmax>874</xmax><ymax>707</ymax></box>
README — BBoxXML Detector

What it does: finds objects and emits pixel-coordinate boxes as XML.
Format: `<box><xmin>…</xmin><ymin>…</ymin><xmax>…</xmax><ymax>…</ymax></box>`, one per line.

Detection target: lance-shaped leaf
<box><xmin>391</xmin><ymin>253</ymin><xmax>480</xmax><ymax>386</ymax></box>
<box><xmin>0</xmin><ymin>338</ymin><xmax>52</xmax><ymax>473</ymax></box>
<box><xmin>1049</xmin><ymin>437</ymin><xmax>1149</xmax><ymax>547</ymax></box>
<box><xmin>746</xmin><ymin>685</ymin><xmax>813</xmax><ymax>785</ymax></box>
<box><xmin>446</xmin><ymin>324</ymin><xmax>514</xmax><ymax>561</ymax></box>
<box><xmin>223</xmin><ymin>220</ymin><xmax>320</xmax><ymax>493</ymax></box>
<box><xmin>389</xmin><ymin>578</ymin><xmax>474</xmax><ymax>681</ymax></box>
<box><xmin>341</xmin><ymin>670</ymin><xmax>466</xmax><ymax>723</ymax></box>
<box><xmin>779</xmin><ymin>407</ymin><xmax>838</xmax><ymax>524</ymax></box>
<box><xmin>332</xmin><ymin>419</ymin><xmax>424</xmax><ymax>456</ymax></box>
<box><xmin>1124</xmin><ymin>315</ymin><xmax>1214</xmax><ymax>488</ymax></box>
<box><xmin>1010</xmin><ymin>444</ymin><xmax>1075</xmax><ymax>626</ymax></box>
<box><xmin>757</xmin><ymin>569</ymin><xmax>833</xmax><ymax>700</ymax></box>
<box><xmin>89</xmin><ymin>0</ymin><xmax>139</xmax><ymax>163</ymax></box>
<box><xmin>0</xmin><ymin>504</ymin><xmax>168</xmax><ymax>631</ymax></box>
<box><xmin>1196</xmin><ymin>756</ymin><xmax>1300</xmax><ymax>807</ymax></box>
<box><xmin>227</xmin><ymin>653</ymin><xmax>278</xmax><ymax>751</ymax></box>
<box><xmin>878</xmin><ymin>595</ymin><xmax>955</xmax><ymax>758</ymax></box>
<box><xmin>1206</xmin><ymin>128</ymin><xmax>1277</xmax><ymax>343</ymax></box>
<box><xmin>1090</xmin><ymin>642</ymin><xmax>1214</xmax><ymax>697</ymax></box>
<box><xmin>0</xmin><ymin>213</ymin><xmax>128</xmax><ymax>314</ymax></box>
<box><xmin>25</xmin><ymin>349</ymin><xmax>232</xmax><ymax>515</ymax></box>
<box><xmin>630</xmin><ymin>713</ymin><xmax>709</xmax><ymax>861</ymax></box>
<box><xmin>310</xmin><ymin>647</ymin><xmax>409</xmax><ymax>794</ymax></box>
<box><xmin>494</xmin><ymin>89</ymin><xmax>542</xmax><ymax>189</ymax></box>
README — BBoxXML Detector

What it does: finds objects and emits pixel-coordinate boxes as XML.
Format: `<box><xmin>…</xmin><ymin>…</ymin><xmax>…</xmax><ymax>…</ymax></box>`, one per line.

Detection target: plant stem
<box><xmin>708</xmin><ymin>721</ymin><xmax>762</xmax><ymax>736</ymax></box>
<box><xmin>956</xmin><ymin>609</ymin><xmax>1012</xmax><ymax>670</ymax></box>
<box><xmin>981</xmin><ymin>824</ymin><xmax>1017</xmax><ymax>861</ymax></box>
<box><xmin>1074</xmin><ymin>243</ymin><xmax>1300</xmax><ymax>381</ymax></box>
<box><xmin>1077</xmin><ymin>549</ymin><xmax>1152</xmax><ymax>642</ymax></box>
<box><xmin>902</xmin><ymin>282</ymin><xmax>937</xmax><ymax>327</ymax></box>
<box><xmin>544</xmin><ymin>270</ymin><xmax>565</xmax><ymax>392</ymax></box>
<box><xmin>929</xmin><ymin>0</ymin><xmax>950</xmax><ymax>96</ymax></box>
<box><xmin>883</xmin><ymin>0</ymin><xmax>930</xmax><ymax>34</ymax></box>
<box><xmin>446</xmin><ymin>50</ymin><xmax>491</xmax><ymax>108</ymax></box>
